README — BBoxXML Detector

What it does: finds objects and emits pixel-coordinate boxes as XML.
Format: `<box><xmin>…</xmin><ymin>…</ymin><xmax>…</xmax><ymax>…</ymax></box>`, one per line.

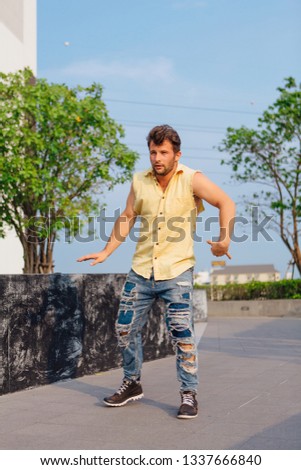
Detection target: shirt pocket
<box><xmin>164</xmin><ymin>196</ymin><xmax>195</xmax><ymax>218</ymax></box>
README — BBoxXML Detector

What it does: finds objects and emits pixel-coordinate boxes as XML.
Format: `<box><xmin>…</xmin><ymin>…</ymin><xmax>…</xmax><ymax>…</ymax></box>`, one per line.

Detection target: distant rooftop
<box><xmin>212</xmin><ymin>264</ymin><xmax>279</xmax><ymax>275</ymax></box>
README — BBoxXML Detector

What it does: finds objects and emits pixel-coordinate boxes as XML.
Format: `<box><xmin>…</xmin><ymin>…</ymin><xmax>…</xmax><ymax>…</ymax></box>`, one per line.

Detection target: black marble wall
<box><xmin>0</xmin><ymin>274</ymin><xmax>178</xmax><ymax>395</ymax></box>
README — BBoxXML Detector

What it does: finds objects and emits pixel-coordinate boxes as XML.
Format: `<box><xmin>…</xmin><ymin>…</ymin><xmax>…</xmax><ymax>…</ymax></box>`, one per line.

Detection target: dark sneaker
<box><xmin>177</xmin><ymin>391</ymin><xmax>198</xmax><ymax>419</ymax></box>
<box><xmin>103</xmin><ymin>379</ymin><xmax>143</xmax><ymax>407</ymax></box>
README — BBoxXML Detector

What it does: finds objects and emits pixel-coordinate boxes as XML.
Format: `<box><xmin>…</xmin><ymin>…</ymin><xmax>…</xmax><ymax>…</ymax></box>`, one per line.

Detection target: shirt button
<box><xmin>154</xmin><ymin>257</ymin><xmax>157</xmax><ymax>260</ymax></box>
<box><xmin>160</xmin><ymin>212</ymin><xmax>163</xmax><ymax>215</ymax></box>
<box><xmin>156</xmin><ymin>243</ymin><xmax>159</xmax><ymax>245</ymax></box>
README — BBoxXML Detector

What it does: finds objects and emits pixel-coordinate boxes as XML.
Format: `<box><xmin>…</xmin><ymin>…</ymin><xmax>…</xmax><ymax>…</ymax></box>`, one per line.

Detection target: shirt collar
<box><xmin>144</xmin><ymin>162</ymin><xmax>185</xmax><ymax>177</ymax></box>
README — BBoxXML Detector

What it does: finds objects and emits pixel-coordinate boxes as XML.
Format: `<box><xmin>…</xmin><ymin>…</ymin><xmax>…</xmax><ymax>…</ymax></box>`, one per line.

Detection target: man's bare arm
<box><xmin>77</xmin><ymin>184</ymin><xmax>137</xmax><ymax>266</ymax></box>
<box><xmin>192</xmin><ymin>172</ymin><xmax>236</xmax><ymax>258</ymax></box>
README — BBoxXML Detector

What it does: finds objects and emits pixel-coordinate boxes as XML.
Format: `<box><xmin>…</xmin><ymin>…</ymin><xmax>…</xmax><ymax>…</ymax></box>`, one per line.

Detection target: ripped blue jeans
<box><xmin>115</xmin><ymin>267</ymin><xmax>198</xmax><ymax>392</ymax></box>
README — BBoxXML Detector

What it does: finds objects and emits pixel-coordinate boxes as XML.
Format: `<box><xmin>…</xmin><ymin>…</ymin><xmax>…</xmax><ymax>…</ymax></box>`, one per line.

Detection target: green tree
<box><xmin>219</xmin><ymin>78</ymin><xmax>301</xmax><ymax>276</ymax></box>
<box><xmin>0</xmin><ymin>68</ymin><xmax>138</xmax><ymax>273</ymax></box>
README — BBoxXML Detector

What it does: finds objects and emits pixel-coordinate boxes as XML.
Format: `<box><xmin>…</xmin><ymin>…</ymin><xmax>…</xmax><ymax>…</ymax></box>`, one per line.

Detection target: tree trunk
<box><xmin>293</xmin><ymin>245</ymin><xmax>301</xmax><ymax>277</ymax></box>
<box><xmin>280</xmin><ymin>230</ymin><xmax>301</xmax><ymax>278</ymax></box>
<box><xmin>22</xmin><ymin>237</ymin><xmax>54</xmax><ymax>273</ymax></box>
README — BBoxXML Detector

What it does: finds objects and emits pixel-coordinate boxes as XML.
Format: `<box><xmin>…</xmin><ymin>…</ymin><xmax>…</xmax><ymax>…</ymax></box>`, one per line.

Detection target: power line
<box><xmin>106</xmin><ymin>98</ymin><xmax>260</xmax><ymax>116</ymax></box>
<box><xmin>118</xmin><ymin>119</ymin><xmax>226</xmax><ymax>131</ymax></box>
<box><xmin>183</xmin><ymin>156</ymin><xmax>222</xmax><ymax>161</ymax></box>
<box><xmin>134</xmin><ymin>167</ymin><xmax>231</xmax><ymax>176</ymax></box>
<box><xmin>120</xmin><ymin>121</ymin><xmax>225</xmax><ymax>134</ymax></box>
<box><xmin>127</xmin><ymin>143</ymin><xmax>217</xmax><ymax>152</ymax></box>
<box><xmin>138</xmin><ymin>152</ymin><xmax>222</xmax><ymax>161</ymax></box>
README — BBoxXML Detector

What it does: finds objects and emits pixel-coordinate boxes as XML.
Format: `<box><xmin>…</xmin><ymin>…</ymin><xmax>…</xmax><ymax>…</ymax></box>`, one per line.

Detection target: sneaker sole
<box><xmin>177</xmin><ymin>413</ymin><xmax>198</xmax><ymax>419</ymax></box>
<box><xmin>103</xmin><ymin>393</ymin><xmax>144</xmax><ymax>407</ymax></box>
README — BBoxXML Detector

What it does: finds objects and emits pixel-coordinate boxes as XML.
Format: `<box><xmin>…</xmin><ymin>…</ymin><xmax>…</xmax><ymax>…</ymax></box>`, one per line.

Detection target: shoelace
<box><xmin>182</xmin><ymin>393</ymin><xmax>195</xmax><ymax>406</ymax></box>
<box><xmin>116</xmin><ymin>380</ymin><xmax>131</xmax><ymax>395</ymax></box>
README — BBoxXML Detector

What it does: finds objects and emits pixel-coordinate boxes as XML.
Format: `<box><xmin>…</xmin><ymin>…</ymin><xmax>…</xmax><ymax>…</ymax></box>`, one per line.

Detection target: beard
<box><xmin>152</xmin><ymin>161</ymin><xmax>176</xmax><ymax>176</ymax></box>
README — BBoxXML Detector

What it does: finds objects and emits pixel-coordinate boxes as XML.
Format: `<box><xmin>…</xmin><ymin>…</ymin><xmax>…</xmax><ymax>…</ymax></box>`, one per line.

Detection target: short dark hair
<box><xmin>146</xmin><ymin>125</ymin><xmax>181</xmax><ymax>153</ymax></box>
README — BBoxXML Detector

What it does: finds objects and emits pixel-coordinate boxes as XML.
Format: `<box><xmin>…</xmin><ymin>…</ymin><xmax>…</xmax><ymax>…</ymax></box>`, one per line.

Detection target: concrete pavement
<box><xmin>0</xmin><ymin>317</ymin><xmax>300</xmax><ymax>450</ymax></box>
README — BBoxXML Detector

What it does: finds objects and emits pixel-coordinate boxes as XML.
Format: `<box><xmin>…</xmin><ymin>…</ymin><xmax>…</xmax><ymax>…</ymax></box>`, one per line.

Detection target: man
<box><xmin>77</xmin><ymin>125</ymin><xmax>235</xmax><ymax>419</ymax></box>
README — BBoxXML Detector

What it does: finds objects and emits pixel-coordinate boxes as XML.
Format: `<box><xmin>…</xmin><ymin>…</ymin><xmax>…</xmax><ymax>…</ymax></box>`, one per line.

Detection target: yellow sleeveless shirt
<box><xmin>132</xmin><ymin>163</ymin><xmax>204</xmax><ymax>280</ymax></box>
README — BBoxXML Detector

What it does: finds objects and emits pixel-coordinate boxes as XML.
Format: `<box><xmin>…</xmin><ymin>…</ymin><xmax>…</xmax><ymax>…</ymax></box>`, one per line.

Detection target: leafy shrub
<box><xmin>194</xmin><ymin>280</ymin><xmax>301</xmax><ymax>300</ymax></box>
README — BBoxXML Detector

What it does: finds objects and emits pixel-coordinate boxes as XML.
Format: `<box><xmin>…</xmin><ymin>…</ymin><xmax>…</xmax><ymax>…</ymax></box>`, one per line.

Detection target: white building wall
<box><xmin>194</xmin><ymin>271</ymin><xmax>210</xmax><ymax>285</ymax></box>
<box><xmin>212</xmin><ymin>271</ymin><xmax>281</xmax><ymax>285</ymax></box>
<box><xmin>0</xmin><ymin>0</ymin><xmax>36</xmax><ymax>74</ymax></box>
<box><xmin>0</xmin><ymin>0</ymin><xmax>37</xmax><ymax>273</ymax></box>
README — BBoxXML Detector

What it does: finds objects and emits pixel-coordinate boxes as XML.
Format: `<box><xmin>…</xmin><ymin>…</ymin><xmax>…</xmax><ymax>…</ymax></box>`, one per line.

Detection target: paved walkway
<box><xmin>0</xmin><ymin>317</ymin><xmax>300</xmax><ymax>450</ymax></box>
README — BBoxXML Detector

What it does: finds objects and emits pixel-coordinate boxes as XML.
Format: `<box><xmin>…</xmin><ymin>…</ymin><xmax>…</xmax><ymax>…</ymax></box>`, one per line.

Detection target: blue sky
<box><xmin>38</xmin><ymin>0</ymin><xmax>301</xmax><ymax>277</ymax></box>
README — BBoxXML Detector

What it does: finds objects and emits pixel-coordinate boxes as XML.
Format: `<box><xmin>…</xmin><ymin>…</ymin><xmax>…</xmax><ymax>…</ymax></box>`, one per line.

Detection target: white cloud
<box><xmin>54</xmin><ymin>57</ymin><xmax>175</xmax><ymax>84</ymax></box>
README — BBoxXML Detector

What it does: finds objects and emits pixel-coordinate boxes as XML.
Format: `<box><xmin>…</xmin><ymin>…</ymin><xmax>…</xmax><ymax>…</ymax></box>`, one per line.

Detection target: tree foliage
<box><xmin>0</xmin><ymin>68</ymin><xmax>139</xmax><ymax>273</ymax></box>
<box><xmin>219</xmin><ymin>78</ymin><xmax>301</xmax><ymax>276</ymax></box>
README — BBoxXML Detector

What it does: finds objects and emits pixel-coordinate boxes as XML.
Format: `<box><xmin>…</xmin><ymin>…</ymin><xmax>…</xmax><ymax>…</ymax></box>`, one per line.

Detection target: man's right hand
<box><xmin>76</xmin><ymin>250</ymin><xmax>109</xmax><ymax>266</ymax></box>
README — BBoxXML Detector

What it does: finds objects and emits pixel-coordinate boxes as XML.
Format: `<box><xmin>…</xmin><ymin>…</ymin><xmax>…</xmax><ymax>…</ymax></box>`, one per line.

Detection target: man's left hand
<box><xmin>207</xmin><ymin>240</ymin><xmax>232</xmax><ymax>259</ymax></box>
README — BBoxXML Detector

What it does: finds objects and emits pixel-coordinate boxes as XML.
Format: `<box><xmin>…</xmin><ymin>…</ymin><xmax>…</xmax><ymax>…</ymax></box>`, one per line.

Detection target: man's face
<box><xmin>149</xmin><ymin>139</ymin><xmax>181</xmax><ymax>176</ymax></box>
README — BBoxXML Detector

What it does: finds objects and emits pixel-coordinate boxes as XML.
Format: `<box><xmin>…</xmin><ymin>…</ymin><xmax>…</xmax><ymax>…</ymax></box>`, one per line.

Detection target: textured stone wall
<box><xmin>0</xmin><ymin>274</ymin><xmax>207</xmax><ymax>395</ymax></box>
<box><xmin>207</xmin><ymin>299</ymin><xmax>301</xmax><ymax>317</ymax></box>
<box><xmin>193</xmin><ymin>289</ymin><xmax>208</xmax><ymax>321</ymax></box>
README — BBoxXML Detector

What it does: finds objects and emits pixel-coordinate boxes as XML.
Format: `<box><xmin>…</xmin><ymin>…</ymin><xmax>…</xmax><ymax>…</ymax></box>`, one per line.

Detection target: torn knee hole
<box><xmin>182</xmin><ymin>292</ymin><xmax>191</xmax><ymax>300</ymax></box>
<box><xmin>122</xmin><ymin>281</ymin><xmax>137</xmax><ymax>299</ymax></box>
<box><xmin>178</xmin><ymin>343</ymin><xmax>196</xmax><ymax>363</ymax></box>
<box><xmin>118</xmin><ymin>309</ymin><xmax>134</xmax><ymax>325</ymax></box>
<box><xmin>181</xmin><ymin>351</ymin><xmax>197</xmax><ymax>374</ymax></box>
<box><xmin>116</xmin><ymin>328</ymin><xmax>131</xmax><ymax>347</ymax></box>
<box><xmin>169</xmin><ymin>302</ymin><xmax>190</xmax><ymax>312</ymax></box>
<box><xmin>182</xmin><ymin>364</ymin><xmax>198</xmax><ymax>374</ymax></box>
<box><xmin>178</xmin><ymin>342</ymin><xmax>193</xmax><ymax>351</ymax></box>
<box><xmin>186</xmin><ymin>354</ymin><xmax>196</xmax><ymax>363</ymax></box>
<box><xmin>120</xmin><ymin>300</ymin><xmax>134</xmax><ymax>306</ymax></box>
<box><xmin>181</xmin><ymin>353</ymin><xmax>196</xmax><ymax>362</ymax></box>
